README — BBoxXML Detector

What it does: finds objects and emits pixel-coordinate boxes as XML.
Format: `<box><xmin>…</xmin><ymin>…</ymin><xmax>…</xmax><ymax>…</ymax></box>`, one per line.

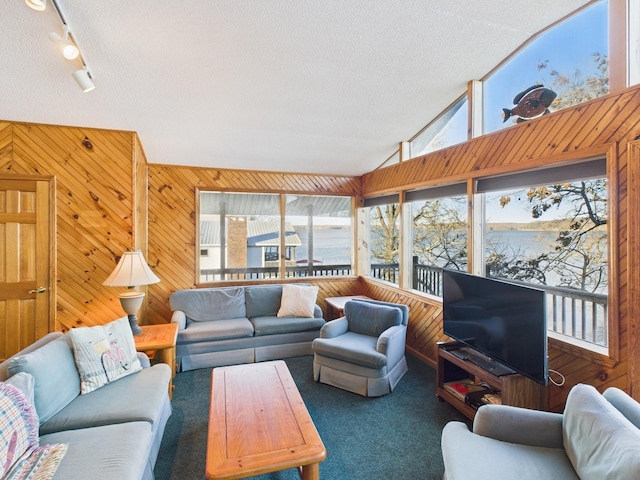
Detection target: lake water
<box><xmin>295</xmin><ymin>227</ymin><xmax>606</xmax><ymax>290</ymax></box>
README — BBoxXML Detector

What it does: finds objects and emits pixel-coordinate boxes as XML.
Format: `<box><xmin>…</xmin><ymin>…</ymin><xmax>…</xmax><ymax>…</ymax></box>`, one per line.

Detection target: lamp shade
<box><xmin>103</xmin><ymin>251</ymin><xmax>160</xmax><ymax>287</ymax></box>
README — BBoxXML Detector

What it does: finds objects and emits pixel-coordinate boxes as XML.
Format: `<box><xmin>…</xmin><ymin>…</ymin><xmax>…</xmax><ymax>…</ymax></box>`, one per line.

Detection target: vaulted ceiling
<box><xmin>2</xmin><ymin>1</ymin><xmax>592</xmax><ymax>176</ymax></box>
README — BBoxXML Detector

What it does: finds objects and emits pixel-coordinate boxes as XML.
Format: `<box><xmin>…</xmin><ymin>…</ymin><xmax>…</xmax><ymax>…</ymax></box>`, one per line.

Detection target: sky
<box><xmin>484</xmin><ymin>0</ymin><xmax>608</xmax><ymax>133</ymax></box>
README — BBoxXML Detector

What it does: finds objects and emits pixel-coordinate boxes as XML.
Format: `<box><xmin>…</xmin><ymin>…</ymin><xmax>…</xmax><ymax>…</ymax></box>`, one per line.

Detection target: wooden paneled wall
<box><xmin>0</xmin><ymin>122</ymin><xmax>144</xmax><ymax>332</ymax></box>
<box><xmin>145</xmin><ymin>165</ymin><xmax>362</xmax><ymax>323</ymax></box>
<box><xmin>361</xmin><ymin>84</ymin><xmax>640</xmax><ymax>410</ymax></box>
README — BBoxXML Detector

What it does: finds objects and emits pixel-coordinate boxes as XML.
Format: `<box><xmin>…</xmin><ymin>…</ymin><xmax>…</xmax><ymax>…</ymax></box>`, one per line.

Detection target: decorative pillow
<box><xmin>277</xmin><ymin>285</ymin><xmax>319</xmax><ymax>318</ymax></box>
<box><xmin>563</xmin><ymin>383</ymin><xmax>640</xmax><ymax>479</ymax></box>
<box><xmin>0</xmin><ymin>381</ymin><xmax>67</xmax><ymax>480</ymax></box>
<box><xmin>345</xmin><ymin>301</ymin><xmax>402</xmax><ymax>337</ymax></box>
<box><xmin>70</xmin><ymin>317</ymin><xmax>142</xmax><ymax>394</ymax></box>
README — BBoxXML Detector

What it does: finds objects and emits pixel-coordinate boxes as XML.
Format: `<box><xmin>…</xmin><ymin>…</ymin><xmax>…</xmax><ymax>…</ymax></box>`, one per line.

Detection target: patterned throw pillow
<box><xmin>0</xmin><ymin>381</ymin><xmax>67</xmax><ymax>480</ymax></box>
<box><xmin>70</xmin><ymin>317</ymin><xmax>142</xmax><ymax>394</ymax></box>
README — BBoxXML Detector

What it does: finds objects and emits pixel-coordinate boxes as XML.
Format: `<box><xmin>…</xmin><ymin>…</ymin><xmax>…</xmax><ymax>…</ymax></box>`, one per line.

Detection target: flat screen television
<box><xmin>442</xmin><ymin>269</ymin><xmax>548</xmax><ymax>386</ymax></box>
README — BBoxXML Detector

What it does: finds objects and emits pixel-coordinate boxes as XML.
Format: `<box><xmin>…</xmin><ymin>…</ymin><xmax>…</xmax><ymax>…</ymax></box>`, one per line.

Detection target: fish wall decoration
<box><xmin>502</xmin><ymin>84</ymin><xmax>557</xmax><ymax>123</ymax></box>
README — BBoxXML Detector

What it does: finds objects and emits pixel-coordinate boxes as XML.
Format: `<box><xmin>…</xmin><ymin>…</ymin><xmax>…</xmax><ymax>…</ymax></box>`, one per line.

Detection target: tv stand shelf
<box><xmin>436</xmin><ymin>342</ymin><xmax>546</xmax><ymax>420</ymax></box>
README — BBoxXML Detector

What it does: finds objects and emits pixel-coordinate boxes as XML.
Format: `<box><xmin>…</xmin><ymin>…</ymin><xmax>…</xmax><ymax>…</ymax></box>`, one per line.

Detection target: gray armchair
<box><xmin>312</xmin><ymin>299</ymin><xmax>409</xmax><ymax>397</ymax></box>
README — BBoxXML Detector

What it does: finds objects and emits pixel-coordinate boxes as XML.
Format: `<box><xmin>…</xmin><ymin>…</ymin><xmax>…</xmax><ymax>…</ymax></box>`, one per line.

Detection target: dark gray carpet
<box><xmin>154</xmin><ymin>354</ymin><xmax>469</xmax><ymax>480</ymax></box>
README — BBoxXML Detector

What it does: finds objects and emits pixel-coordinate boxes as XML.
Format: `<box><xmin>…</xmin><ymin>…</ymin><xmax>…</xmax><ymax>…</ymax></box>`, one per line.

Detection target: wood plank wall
<box><xmin>0</xmin><ymin>122</ymin><xmax>140</xmax><ymax>332</ymax></box>
<box><xmin>145</xmin><ymin>165</ymin><xmax>362</xmax><ymax>323</ymax></box>
<box><xmin>361</xmin><ymin>84</ymin><xmax>640</xmax><ymax>410</ymax></box>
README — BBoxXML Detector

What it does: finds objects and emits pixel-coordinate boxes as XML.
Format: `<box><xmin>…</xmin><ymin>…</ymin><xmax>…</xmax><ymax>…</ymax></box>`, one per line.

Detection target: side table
<box><xmin>325</xmin><ymin>295</ymin><xmax>371</xmax><ymax>320</ymax></box>
<box><xmin>134</xmin><ymin>323</ymin><xmax>179</xmax><ymax>398</ymax></box>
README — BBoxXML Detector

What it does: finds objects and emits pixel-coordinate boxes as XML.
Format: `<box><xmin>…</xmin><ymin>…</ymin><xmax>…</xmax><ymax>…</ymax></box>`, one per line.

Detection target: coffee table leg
<box><xmin>300</xmin><ymin>463</ymin><xmax>320</xmax><ymax>480</ymax></box>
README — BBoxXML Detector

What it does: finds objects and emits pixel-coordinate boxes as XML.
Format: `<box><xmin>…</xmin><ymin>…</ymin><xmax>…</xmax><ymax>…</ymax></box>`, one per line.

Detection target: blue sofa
<box><xmin>0</xmin><ymin>325</ymin><xmax>172</xmax><ymax>480</ymax></box>
<box><xmin>170</xmin><ymin>284</ymin><xmax>326</xmax><ymax>371</ymax></box>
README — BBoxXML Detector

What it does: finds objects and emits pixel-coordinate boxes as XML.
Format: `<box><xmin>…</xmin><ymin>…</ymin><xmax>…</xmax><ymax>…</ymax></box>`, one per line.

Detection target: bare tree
<box><xmin>494</xmin><ymin>179</ymin><xmax>607</xmax><ymax>293</ymax></box>
<box><xmin>538</xmin><ymin>52</ymin><xmax>608</xmax><ymax>110</ymax></box>
<box><xmin>413</xmin><ymin>198</ymin><xmax>467</xmax><ymax>270</ymax></box>
<box><xmin>370</xmin><ymin>205</ymin><xmax>399</xmax><ymax>263</ymax></box>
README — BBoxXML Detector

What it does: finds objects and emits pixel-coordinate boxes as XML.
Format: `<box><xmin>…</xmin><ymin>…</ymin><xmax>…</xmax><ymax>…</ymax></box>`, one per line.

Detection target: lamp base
<box><xmin>118</xmin><ymin>291</ymin><xmax>146</xmax><ymax>336</ymax></box>
<box><xmin>128</xmin><ymin>314</ymin><xmax>142</xmax><ymax>335</ymax></box>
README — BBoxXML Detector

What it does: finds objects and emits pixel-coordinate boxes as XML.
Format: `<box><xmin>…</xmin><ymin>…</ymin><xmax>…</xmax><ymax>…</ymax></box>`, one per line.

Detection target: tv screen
<box><xmin>442</xmin><ymin>269</ymin><xmax>548</xmax><ymax>385</ymax></box>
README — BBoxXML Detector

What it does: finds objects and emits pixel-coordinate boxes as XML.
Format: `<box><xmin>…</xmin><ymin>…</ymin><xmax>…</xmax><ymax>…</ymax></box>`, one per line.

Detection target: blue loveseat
<box><xmin>170</xmin><ymin>284</ymin><xmax>326</xmax><ymax>371</ymax></box>
<box><xmin>0</xmin><ymin>323</ymin><xmax>171</xmax><ymax>480</ymax></box>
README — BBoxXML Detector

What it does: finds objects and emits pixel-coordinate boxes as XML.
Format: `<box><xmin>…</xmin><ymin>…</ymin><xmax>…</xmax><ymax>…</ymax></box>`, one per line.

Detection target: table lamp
<box><xmin>103</xmin><ymin>250</ymin><xmax>160</xmax><ymax>335</ymax></box>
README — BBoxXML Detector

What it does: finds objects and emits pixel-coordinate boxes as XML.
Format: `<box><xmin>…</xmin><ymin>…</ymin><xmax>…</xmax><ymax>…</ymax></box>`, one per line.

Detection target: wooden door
<box><xmin>0</xmin><ymin>179</ymin><xmax>52</xmax><ymax>360</ymax></box>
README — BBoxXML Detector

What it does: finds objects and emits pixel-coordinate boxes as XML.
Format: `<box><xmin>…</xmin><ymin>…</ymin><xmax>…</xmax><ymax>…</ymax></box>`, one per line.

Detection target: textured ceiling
<box><xmin>1</xmin><ymin>1</ymin><xmax>592</xmax><ymax>176</ymax></box>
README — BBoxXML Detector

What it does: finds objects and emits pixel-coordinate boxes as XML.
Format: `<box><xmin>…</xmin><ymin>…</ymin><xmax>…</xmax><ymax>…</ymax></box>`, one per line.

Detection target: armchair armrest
<box><xmin>319</xmin><ymin>317</ymin><xmax>349</xmax><ymax>338</ymax></box>
<box><xmin>376</xmin><ymin>325</ymin><xmax>406</xmax><ymax>367</ymax></box>
<box><xmin>171</xmin><ymin>310</ymin><xmax>187</xmax><ymax>330</ymax></box>
<box><xmin>473</xmin><ymin>404</ymin><xmax>564</xmax><ymax>449</ymax></box>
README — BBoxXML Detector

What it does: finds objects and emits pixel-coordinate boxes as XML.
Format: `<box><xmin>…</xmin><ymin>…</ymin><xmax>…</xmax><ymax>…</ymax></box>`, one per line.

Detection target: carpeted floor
<box><xmin>154</xmin><ymin>354</ymin><xmax>469</xmax><ymax>480</ymax></box>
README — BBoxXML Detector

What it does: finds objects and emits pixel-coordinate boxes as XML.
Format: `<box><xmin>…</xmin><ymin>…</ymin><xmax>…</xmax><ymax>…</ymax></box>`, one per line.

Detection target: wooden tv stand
<box><xmin>436</xmin><ymin>342</ymin><xmax>546</xmax><ymax>420</ymax></box>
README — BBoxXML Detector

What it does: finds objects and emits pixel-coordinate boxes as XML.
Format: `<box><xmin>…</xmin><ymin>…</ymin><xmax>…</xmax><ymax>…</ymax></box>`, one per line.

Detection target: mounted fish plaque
<box><xmin>502</xmin><ymin>84</ymin><xmax>557</xmax><ymax>123</ymax></box>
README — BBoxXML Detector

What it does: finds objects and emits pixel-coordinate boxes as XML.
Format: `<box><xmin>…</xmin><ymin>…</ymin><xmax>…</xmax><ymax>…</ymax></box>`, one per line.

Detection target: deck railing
<box><xmin>201</xmin><ymin>260</ymin><xmax>608</xmax><ymax>348</ymax></box>
<box><xmin>372</xmin><ymin>262</ymin><xmax>609</xmax><ymax>348</ymax></box>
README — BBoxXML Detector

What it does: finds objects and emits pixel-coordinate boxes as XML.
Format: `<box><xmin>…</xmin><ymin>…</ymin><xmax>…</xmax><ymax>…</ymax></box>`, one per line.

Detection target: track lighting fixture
<box><xmin>73</xmin><ymin>68</ymin><xmax>95</xmax><ymax>93</ymax></box>
<box><xmin>25</xmin><ymin>0</ymin><xmax>96</xmax><ymax>93</ymax></box>
<box><xmin>48</xmin><ymin>30</ymin><xmax>80</xmax><ymax>60</ymax></box>
<box><xmin>25</xmin><ymin>0</ymin><xmax>46</xmax><ymax>11</ymax></box>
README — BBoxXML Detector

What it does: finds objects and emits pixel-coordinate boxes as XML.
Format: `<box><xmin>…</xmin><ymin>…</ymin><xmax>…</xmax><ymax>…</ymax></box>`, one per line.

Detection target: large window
<box><xmin>284</xmin><ymin>195</ymin><xmax>352</xmax><ymax>277</ymax></box>
<box><xmin>199</xmin><ymin>192</ymin><xmax>281</xmax><ymax>281</ymax></box>
<box><xmin>199</xmin><ymin>192</ymin><xmax>353</xmax><ymax>282</ymax></box>
<box><xmin>478</xmin><ymin>160</ymin><xmax>608</xmax><ymax>352</ymax></box>
<box><xmin>366</xmin><ymin>195</ymin><xmax>400</xmax><ymax>286</ymax></box>
<box><xmin>409</xmin><ymin>95</ymin><xmax>468</xmax><ymax>159</ymax></box>
<box><xmin>484</xmin><ymin>1</ymin><xmax>608</xmax><ymax>134</ymax></box>
<box><xmin>408</xmin><ymin>184</ymin><xmax>468</xmax><ymax>296</ymax></box>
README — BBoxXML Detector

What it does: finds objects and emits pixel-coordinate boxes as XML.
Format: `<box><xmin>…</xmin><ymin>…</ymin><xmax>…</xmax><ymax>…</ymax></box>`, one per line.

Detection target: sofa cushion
<box><xmin>170</xmin><ymin>287</ymin><xmax>246</xmax><ymax>322</ymax></box>
<box><xmin>563</xmin><ymin>383</ymin><xmax>640</xmax><ymax>480</ymax></box>
<box><xmin>178</xmin><ymin>318</ymin><xmax>254</xmax><ymax>344</ymax></box>
<box><xmin>345</xmin><ymin>301</ymin><xmax>403</xmax><ymax>337</ymax></box>
<box><xmin>40</xmin><ymin>364</ymin><xmax>171</xmax><ymax>435</ymax></box>
<box><xmin>40</xmin><ymin>421</ymin><xmax>152</xmax><ymax>480</ymax></box>
<box><xmin>0</xmin><ymin>332</ymin><xmax>63</xmax><ymax>382</ymax></box>
<box><xmin>245</xmin><ymin>285</ymin><xmax>283</xmax><ymax>318</ymax></box>
<box><xmin>251</xmin><ymin>316</ymin><xmax>325</xmax><ymax>336</ymax></box>
<box><xmin>8</xmin><ymin>335</ymin><xmax>80</xmax><ymax>424</ymax></box>
<box><xmin>277</xmin><ymin>284</ymin><xmax>319</xmax><ymax>318</ymax></box>
<box><xmin>69</xmin><ymin>317</ymin><xmax>142</xmax><ymax>394</ymax></box>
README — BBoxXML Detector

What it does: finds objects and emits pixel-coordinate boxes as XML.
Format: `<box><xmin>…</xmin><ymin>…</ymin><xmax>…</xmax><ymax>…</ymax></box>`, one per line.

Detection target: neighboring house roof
<box><xmin>200</xmin><ymin>220</ymin><xmax>302</xmax><ymax>247</ymax></box>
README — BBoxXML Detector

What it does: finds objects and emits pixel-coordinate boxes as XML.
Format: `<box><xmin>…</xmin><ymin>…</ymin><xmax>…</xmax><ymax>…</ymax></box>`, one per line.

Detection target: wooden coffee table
<box><xmin>206</xmin><ymin>361</ymin><xmax>326</xmax><ymax>480</ymax></box>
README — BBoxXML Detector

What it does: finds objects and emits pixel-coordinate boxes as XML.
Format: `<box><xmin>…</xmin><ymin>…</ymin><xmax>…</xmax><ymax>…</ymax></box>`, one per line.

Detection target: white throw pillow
<box><xmin>70</xmin><ymin>317</ymin><xmax>142</xmax><ymax>394</ymax></box>
<box><xmin>563</xmin><ymin>383</ymin><xmax>640</xmax><ymax>479</ymax></box>
<box><xmin>277</xmin><ymin>284</ymin><xmax>319</xmax><ymax>318</ymax></box>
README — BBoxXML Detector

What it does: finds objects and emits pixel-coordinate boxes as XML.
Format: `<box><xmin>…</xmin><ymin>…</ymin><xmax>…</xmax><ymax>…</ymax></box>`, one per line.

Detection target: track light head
<box><xmin>48</xmin><ymin>31</ymin><xmax>80</xmax><ymax>60</ymax></box>
<box><xmin>25</xmin><ymin>0</ymin><xmax>46</xmax><ymax>11</ymax></box>
<box><xmin>72</xmin><ymin>68</ymin><xmax>95</xmax><ymax>93</ymax></box>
